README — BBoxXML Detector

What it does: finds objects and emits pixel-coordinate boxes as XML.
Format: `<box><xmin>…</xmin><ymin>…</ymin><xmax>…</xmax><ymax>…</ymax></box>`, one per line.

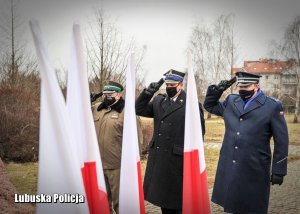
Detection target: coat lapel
<box><xmin>241</xmin><ymin>92</ymin><xmax>266</xmax><ymax>116</ymax></box>
<box><xmin>161</xmin><ymin>91</ymin><xmax>185</xmax><ymax>120</ymax></box>
<box><xmin>161</xmin><ymin>96</ymin><xmax>170</xmax><ymax>113</ymax></box>
<box><xmin>233</xmin><ymin>97</ymin><xmax>244</xmax><ymax>116</ymax></box>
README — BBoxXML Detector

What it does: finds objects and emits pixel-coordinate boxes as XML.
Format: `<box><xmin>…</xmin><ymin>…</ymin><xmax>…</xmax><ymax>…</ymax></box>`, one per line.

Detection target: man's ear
<box><xmin>178</xmin><ymin>82</ymin><xmax>184</xmax><ymax>89</ymax></box>
<box><xmin>116</xmin><ymin>92</ymin><xmax>122</xmax><ymax>99</ymax></box>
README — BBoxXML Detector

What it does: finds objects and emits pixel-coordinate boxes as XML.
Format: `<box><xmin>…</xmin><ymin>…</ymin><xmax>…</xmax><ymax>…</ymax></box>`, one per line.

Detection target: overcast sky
<box><xmin>1</xmin><ymin>0</ymin><xmax>300</xmax><ymax>84</ymax></box>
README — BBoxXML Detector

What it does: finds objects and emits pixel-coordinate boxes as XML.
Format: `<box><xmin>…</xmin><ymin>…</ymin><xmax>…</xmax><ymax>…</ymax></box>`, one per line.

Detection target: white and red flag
<box><xmin>119</xmin><ymin>53</ymin><xmax>145</xmax><ymax>214</ymax></box>
<box><xmin>66</xmin><ymin>24</ymin><xmax>110</xmax><ymax>214</ymax></box>
<box><xmin>30</xmin><ymin>20</ymin><xmax>88</xmax><ymax>213</ymax></box>
<box><xmin>183</xmin><ymin>54</ymin><xmax>211</xmax><ymax>214</ymax></box>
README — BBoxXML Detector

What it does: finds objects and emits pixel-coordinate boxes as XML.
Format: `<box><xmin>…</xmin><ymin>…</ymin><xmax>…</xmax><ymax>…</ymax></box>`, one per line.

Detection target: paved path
<box><xmin>146</xmin><ymin>143</ymin><xmax>300</xmax><ymax>213</ymax></box>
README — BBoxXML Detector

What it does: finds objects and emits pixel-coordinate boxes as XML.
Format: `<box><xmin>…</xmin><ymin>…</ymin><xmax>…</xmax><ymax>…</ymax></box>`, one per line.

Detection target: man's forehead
<box><xmin>105</xmin><ymin>92</ymin><xmax>118</xmax><ymax>96</ymax></box>
<box><xmin>166</xmin><ymin>83</ymin><xmax>179</xmax><ymax>87</ymax></box>
<box><xmin>238</xmin><ymin>83</ymin><xmax>257</xmax><ymax>88</ymax></box>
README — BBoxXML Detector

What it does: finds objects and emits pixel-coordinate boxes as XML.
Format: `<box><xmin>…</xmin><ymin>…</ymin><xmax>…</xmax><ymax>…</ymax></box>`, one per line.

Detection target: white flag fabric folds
<box><xmin>30</xmin><ymin>20</ymin><xmax>88</xmax><ymax>213</ymax></box>
<box><xmin>66</xmin><ymin>24</ymin><xmax>110</xmax><ymax>214</ymax></box>
<box><xmin>119</xmin><ymin>54</ymin><xmax>145</xmax><ymax>214</ymax></box>
<box><xmin>182</xmin><ymin>54</ymin><xmax>211</xmax><ymax>213</ymax></box>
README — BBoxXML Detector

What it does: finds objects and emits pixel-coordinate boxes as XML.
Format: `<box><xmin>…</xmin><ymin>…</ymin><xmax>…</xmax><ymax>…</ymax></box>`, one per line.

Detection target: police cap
<box><xmin>164</xmin><ymin>69</ymin><xmax>185</xmax><ymax>83</ymax></box>
<box><xmin>236</xmin><ymin>69</ymin><xmax>262</xmax><ymax>87</ymax></box>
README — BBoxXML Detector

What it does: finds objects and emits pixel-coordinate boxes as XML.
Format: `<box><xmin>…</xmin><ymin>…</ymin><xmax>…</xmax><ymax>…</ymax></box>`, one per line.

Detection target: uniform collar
<box><xmin>244</xmin><ymin>89</ymin><xmax>262</xmax><ymax>109</ymax></box>
<box><xmin>97</xmin><ymin>97</ymin><xmax>125</xmax><ymax>113</ymax></box>
<box><xmin>234</xmin><ymin>91</ymin><xmax>266</xmax><ymax>116</ymax></box>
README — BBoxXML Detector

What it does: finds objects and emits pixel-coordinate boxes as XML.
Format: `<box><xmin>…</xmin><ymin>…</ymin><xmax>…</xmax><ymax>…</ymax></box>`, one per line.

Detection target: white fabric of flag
<box><xmin>66</xmin><ymin>24</ymin><xmax>109</xmax><ymax>214</ymax></box>
<box><xmin>119</xmin><ymin>53</ymin><xmax>145</xmax><ymax>214</ymax></box>
<box><xmin>182</xmin><ymin>53</ymin><xmax>210</xmax><ymax>214</ymax></box>
<box><xmin>184</xmin><ymin>54</ymin><xmax>206</xmax><ymax>172</ymax></box>
<box><xmin>30</xmin><ymin>20</ymin><xmax>88</xmax><ymax>214</ymax></box>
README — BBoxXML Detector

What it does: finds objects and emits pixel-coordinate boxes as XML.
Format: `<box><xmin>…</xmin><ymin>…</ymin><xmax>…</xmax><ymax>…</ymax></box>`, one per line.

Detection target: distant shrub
<box><xmin>0</xmin><ymin>72</ymin><xmax>40</xmax><ymax>162</ymax></box>
<box><xmin>140</xmin><ymin>117</ymin><xmax>154</xmax><ymax>155</ymax></box>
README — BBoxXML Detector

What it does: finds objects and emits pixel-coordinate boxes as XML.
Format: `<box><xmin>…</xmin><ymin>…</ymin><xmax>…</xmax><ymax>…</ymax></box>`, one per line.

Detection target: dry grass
<box><xmin>139</xmin><ymin>116</ymin><xmax>154</xmax><ymax>155</ymax></box>
<box><xmin>204</xmin><ymin>115</ymin><xmax>225</xmax><ymax>143</ymax></box>
<box><xmin>288</xmin><ymin>154</ymin><xmax>300</xmax><ymax>162</ymax></box>
<box><xmin>285</xmin><ymin>114</ymin><xmax>300</xmax><ymax>146</ymax></box>
<box><xmin>204</xmin><ymin>148</ymin><xmax>220</xmax><ymax>188</ymax></box>
<box><xmin>140</xmin><ymin>116</ymin><xmax>153</xmax><ymax>125</ymax></box>
<box><xmin>0</xmin><ymin>159</ymin><xmax>35</xmax><ymax>213</ymax></box>
<box><xmin>5</xmin><ymin>162</ymin><xmax>38</xmax><ymax>195</ymax></box>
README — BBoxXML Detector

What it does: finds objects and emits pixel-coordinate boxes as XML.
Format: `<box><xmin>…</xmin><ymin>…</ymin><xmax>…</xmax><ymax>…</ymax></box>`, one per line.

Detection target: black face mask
<box><xmin>103</xmin><ymin>96</ymin><xmax>116</xmax><ymax>106</ymax></box>
<box><xmin>166</xmin><ymin>87</ymin><xmax>178</xmax><ymax>98</ymax></box>
<box><xmin>239</xmin><ymin>89</ymin><xmax>255</xmax><ymax>102</ymax></box>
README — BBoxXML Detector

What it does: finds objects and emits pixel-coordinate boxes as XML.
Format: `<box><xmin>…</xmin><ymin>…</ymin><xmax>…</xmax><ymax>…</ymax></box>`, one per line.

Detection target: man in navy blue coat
<box><xmin>204</xmin><ymin>70</ymin><xmax>289</xmax><ymax>214</ymax></box>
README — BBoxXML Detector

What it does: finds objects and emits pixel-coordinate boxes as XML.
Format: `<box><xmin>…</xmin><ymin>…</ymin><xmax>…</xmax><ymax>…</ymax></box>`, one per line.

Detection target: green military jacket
<box><xmin>92</xmin><ymin>98</ymin><xmax>143</xmax><ymax>169</ymax></box>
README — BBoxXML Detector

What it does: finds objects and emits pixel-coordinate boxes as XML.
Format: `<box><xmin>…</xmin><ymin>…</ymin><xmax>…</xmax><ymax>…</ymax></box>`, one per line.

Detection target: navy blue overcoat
<box><xmin>204</xmin><ymin>86</ymin><xmax>289</xmax><ymax>214</ymax></box>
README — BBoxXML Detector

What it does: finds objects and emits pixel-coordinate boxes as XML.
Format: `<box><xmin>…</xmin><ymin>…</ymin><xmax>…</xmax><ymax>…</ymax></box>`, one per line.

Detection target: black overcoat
<box><xmin>204</xmin><ymin>86</ymin><xmax>289</xmax><ymax>214</ymax></box>
<box><xmin>135</xmin><ymin>90</ymin><xmax>205</xmax><ymax>209</ymax></box>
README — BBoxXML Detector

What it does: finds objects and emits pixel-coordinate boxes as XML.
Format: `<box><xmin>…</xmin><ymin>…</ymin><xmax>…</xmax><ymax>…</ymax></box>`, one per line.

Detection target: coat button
<box><xmin>156</xmin><ymin>146</ymin><xmax>160</xmax><ymax>149</ymax></box>
<box><xmin>240</xmin><ymin>118</ymin><xmax>243</xmax><ymax>121</ymax></box>
<box><xmin>233</xmin><ymin>160</ymin><xmax>236</xmax><ymax>163</ymax></box>
<box><xmin>235</xmin><ymin>146</ymin><xmax>238</xmax><ymax>149</ymax></box>
<box><xmin>158</xmin><ymin>133</ymin><xmax>161</xmax><ymax>136</ymax></box>
<box><xmin>161</xmin><ymin>121</ymin><xmax>164</xmax><ymax>124</ymax></box>
<box><xmin>237</xmin><ymin>132</ymin><xmax>240</xmax><ymax>135</ymax></box>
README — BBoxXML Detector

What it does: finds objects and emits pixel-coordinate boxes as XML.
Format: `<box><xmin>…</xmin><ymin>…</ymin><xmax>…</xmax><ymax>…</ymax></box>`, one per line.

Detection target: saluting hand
<box><xmin>216</xmin><ymin>77</ymin><xmax>237</xmax><ymax>92</ymax></box>
<box><xmin>145</xmin><ymin>79</ymin><xmax>164</xmax><ymax>96</ymax></box>
<box><xmin>90</xmin><ymin>92</ymin><xmax>103</xmax><ymax>103</ymax></box>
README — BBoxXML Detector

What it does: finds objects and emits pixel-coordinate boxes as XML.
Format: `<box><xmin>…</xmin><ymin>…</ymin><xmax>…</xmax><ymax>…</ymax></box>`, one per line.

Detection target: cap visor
<box><xmin>103</xmin><ymin>91</ymin><xmax>116</xmax><ymax>94</ymax></box>
<box><xmin>236</xmin><ymin>82</ymin><xmax>253</xmax><ymax>87</ymax></box>
<box><xmin>164</xmin><ymin>80</ymin><xmax>181</xmax><ymax>84</ymax></box>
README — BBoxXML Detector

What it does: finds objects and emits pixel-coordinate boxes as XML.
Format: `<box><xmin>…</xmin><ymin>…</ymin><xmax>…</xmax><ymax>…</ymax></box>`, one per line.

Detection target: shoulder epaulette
<box><xmin>267</xmin><ymin>96</ymin><xmax>280</xmax><ymax>103</ymax></box>
<box><xmin>92</xmin><ymin>101</ymin><xmax>101</xmax><ymax>108</ymax></box>
<box><xmin>227</xmin><ymin>93</ymin><xmax>239</xmax><ymax>99</ymax></box>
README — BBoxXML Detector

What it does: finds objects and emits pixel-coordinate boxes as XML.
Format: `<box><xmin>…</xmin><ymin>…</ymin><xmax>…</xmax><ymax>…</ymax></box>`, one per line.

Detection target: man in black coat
<box><xmin>135</xmin><ymin>69</ymin><xmax>205</xmax><ymax>214</ymax></box>
<box><xmin>204</xmin><ymin>70</ymin><xmax>289</xmax><ymax>214</ymax></box>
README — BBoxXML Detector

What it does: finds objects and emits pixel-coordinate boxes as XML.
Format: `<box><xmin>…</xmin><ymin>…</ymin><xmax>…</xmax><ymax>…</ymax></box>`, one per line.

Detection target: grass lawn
<box><xmin>204</xmin><ymin>115</ymin><xmax>225</xmax><ymax>143</ymax></box>
<box><xmin>5</xmin><ymin>162</ymin><xmax>38</xmax><ymax>195</ymax></box>
<box><xmin>5</xmin><ymin>113</ymin><xmax>300</xmax><ymax>196</ymax></box>
<box><xmin>285</xmin><ymin>114</ymin><xmax>300</xmax><ymax>145</ymax></box>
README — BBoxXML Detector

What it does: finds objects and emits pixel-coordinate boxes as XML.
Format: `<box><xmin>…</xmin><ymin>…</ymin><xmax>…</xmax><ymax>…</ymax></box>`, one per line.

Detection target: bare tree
<box><xmin>270</xmin><ymin>15</ymin><xmax>300</xmax><ymax>122</ymax></box>
<box><xmin>188</xmin><ymin>14</ymin><xmax>238</xmax><ymax>101</ymax></box>
<box><xmin>188</xmin><ymin>24</ymin><xmax>211</xmax><ymax>101</ymax></box>
<box><xmin>0</xmin><ymin>0</ymin><xmax>40</xmax><ymax>162</ymax></box>
<box><xmin>283</xmin><ymin>16</ymin><xmax>300</xmax><ymax>123</ymax></box>
<box><xmin>225</xmin><ymin>14</ymin><xmax>238</xmax><ymax>93</ymax></box>
<box><xmin>85</xmin><ymin>9</ymin><xmax>145</xmax><ymax>93</ymax></box>
<box><xmin>0</xmin><ymin>0</ymin><xmax>37</xmax><ymax>84</ymax></box>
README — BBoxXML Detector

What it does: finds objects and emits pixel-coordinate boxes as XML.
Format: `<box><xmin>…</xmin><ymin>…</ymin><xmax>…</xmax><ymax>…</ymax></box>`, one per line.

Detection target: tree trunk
<box><xmin>293</xmin><ymin>83</ymin><xmax>300</xmax><ymax>123</ymax></box>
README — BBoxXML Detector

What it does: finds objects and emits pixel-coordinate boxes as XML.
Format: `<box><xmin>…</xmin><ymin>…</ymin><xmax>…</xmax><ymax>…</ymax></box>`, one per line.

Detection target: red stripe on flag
<box><xmin>137</xmin><ymin>161</ymin><xmax>146</xmax><ymax>214</ymax></box>
<box><xmin>183</xmin><ymin>150</ymin><xmax>211</xmax><ymax>214</ymax></box>
<box><xmin>81</xmin><ymin>162</ymin><xmax>110</xmax><ymax>214</ymax></box>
